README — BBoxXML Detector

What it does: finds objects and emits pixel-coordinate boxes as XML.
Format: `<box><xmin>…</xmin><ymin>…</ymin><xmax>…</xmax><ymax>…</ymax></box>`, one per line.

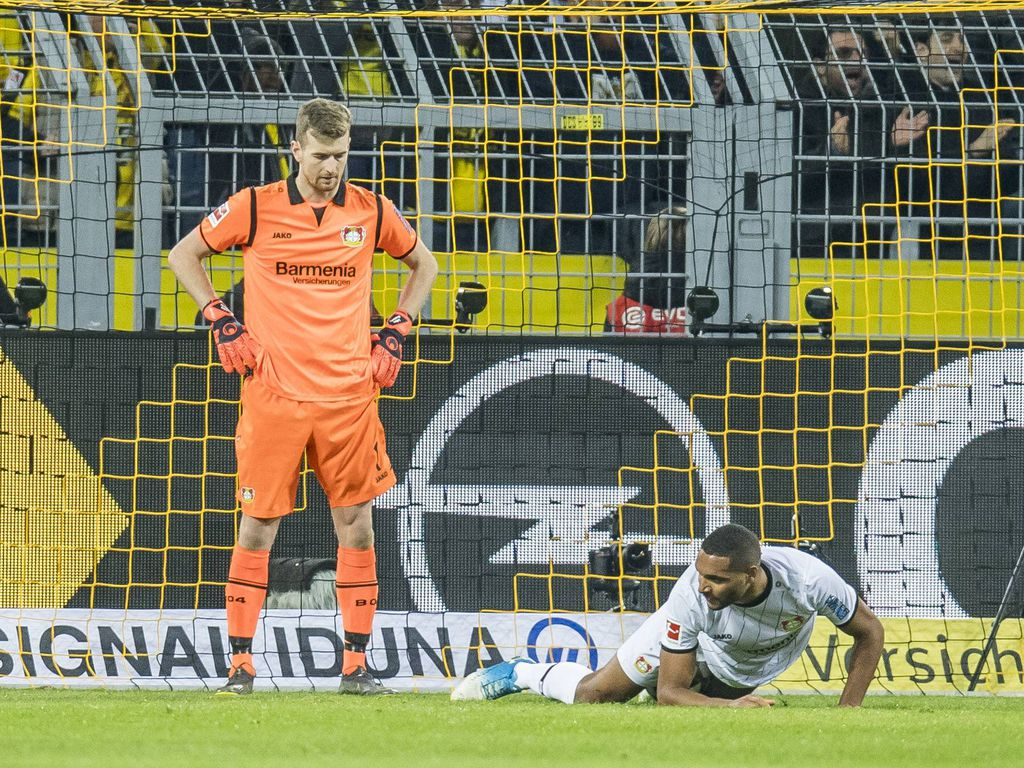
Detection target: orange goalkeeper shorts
<box><xmin>234</xmin><ymin>376</ymin><xmax>396</xmax><ymax>518</ymax></box>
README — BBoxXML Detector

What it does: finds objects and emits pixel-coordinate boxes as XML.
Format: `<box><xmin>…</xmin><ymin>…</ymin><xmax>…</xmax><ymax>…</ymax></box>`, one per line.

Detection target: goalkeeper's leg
<box><xmin>217</xmin><ymin>515</ymin><xmax>281</xmax><ymax>695</ymax></box>
<box><xmin>221</xmin><ymin>376</ymin><xmax>310</xmax><ymax>694</ymax></box>
<box><xmin>309</xmin><ymin>397</ymin><xmax>396</xmax><ymax>694</ymax></box>
<box><xmin>331</xmin><ymin>501</ymin><xmax>393</xmax><ymax>694</ymax></box>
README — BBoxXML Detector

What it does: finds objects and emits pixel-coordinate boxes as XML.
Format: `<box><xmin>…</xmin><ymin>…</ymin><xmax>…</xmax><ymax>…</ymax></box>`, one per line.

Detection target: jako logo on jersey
<box><xmin>666</xmin><ymin>621</ymin><xmax>681</xmax><ymax>642</ymax></box>
<box><xmin>207</xmin><ymin>202</ymin><xmax>230</xmax><ymax>228</ymax></box>
<box><xmin>272</xmin><ymin>232</ymin><xmax>292</xmax><ymax>239</ymax></box>
<box><xmin>711</xmin><ymin>633</ymin><xmax>733</xmax><ymax>640</ymax></box>
<box><xmin>780</xmin><ymin>615</ymin><xmax>806</xmax><ymax>633</ymax></box>
<box><xmin>275</xmin><ymin>262</ymin><xmax>356</xmax><ymax>278</ymax></box>
<box><xmin>526</xmin><ymin>617</ymin><xmax>599</xmax><ymax>669</ymax></box>
<box><xmin>342</xmin><ymin>226</ymin><xmax>366</xmax><ymax>246</ymax></box>
<box><xmin>240</xmin><ymin>487</ymin><xmax>255</xmax><ymax>503</ymax></box>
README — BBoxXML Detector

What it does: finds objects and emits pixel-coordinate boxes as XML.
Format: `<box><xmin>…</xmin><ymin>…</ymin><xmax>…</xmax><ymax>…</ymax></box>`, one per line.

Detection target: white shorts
<box><xmin>614</xmin><ymin>608</ymin><xmax>758</xmax><ymax>699</ymax></box>
<box><xmin>615</xmin><ymin>607</ymin><xmax>671</xmax><ymax>693</ymax></box>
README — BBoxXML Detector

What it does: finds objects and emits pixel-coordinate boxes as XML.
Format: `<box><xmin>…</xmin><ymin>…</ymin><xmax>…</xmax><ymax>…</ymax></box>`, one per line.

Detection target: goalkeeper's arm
<box><xmin>168</xmin><ymin>227</ymin><xmax>219</xmax><ymax>309</ymax></box>
<box><xmin>371</xmin><ymin>240</ymin><xmax>439</xmax><ymax>388</ymax></box>
<box><xmin>389</xmin><ymin>240</ymin><xmax>439</xmax><ymax>327</ymax></box>
<box><xmin>168</xmin><ymin>228</ymin><xmax>261</xmax><ymax>374</ymax></box>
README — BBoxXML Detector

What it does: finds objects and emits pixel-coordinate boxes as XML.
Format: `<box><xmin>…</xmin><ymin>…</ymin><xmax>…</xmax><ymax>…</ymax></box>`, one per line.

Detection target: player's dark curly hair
<box><xmin>701</xmin><ymin>523</ymin><xmax>761</xmax><ymax>571</ymax></box>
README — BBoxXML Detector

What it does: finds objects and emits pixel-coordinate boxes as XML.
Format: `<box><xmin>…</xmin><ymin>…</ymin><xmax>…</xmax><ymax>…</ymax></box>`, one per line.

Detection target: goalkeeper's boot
<box><xmin>450</xmin><ymin>657</ymin><xmax>533</xmax><ymax>701</ymax></box>
<box><xmin>215</xmin><ymin>661</ymin><xmax>256</xmax><ymax>697</ymax></box>
<box><xmin>339</xmin><ymin>666</ymin><xmax>396</xmax><ymax>696</ymax></box>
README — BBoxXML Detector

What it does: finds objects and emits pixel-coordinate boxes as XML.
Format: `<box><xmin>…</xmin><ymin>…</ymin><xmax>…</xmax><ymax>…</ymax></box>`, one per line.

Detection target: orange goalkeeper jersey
<box><xmin>199</xmin><ymin>175</ymin><xmax>418</xmax><ymax>403</ymax></box>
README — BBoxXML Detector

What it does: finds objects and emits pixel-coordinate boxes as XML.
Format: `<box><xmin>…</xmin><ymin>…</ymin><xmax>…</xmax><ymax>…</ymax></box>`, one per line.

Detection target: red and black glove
<box><xmin>202</xmin><ymin>298</ymin><xmax>262</xmax><ymax>375</ymax></box>
<box><xmin>371</xmin><ymin>308</ymin><xmax>413</xmax><ymax>388</ymax></box>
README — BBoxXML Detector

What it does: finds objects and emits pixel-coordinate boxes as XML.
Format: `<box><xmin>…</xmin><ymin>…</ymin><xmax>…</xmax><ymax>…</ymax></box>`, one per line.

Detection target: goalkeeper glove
<box><xmin>202</xmin><ymin>298</ymin><xmax>261</xmax><ymax>375</ymax></box>
<box><xmin>371</xmin><ymin>308</ymin><xmax>413</xmax><ymax>388</ymax></box>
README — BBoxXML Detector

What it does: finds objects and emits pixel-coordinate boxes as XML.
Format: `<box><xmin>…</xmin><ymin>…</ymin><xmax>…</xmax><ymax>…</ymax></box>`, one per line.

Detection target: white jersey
<box><xmin>659</xmin><ymin>547</ymin><xmax>858</xmax><ymax>688</ymax></box>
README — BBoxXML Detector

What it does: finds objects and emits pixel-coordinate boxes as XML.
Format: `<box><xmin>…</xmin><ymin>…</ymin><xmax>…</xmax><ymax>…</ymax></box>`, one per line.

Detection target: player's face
<box><xmin>293</xmin><ymin>131</ymin><xmax>351</xmax><ymax>196</ymax></box>
<box><xmin>694</xmin><ymin>551</ymin><xmax>757</xmax><ymax>610</ymax></box>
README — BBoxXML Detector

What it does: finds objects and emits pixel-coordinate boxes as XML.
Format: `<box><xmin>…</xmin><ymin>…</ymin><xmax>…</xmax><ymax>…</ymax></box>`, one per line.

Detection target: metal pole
<box><xmin>967</xmin><ymin>536</ymin><xmax>1024</xmax><ymax>692</ymax></box>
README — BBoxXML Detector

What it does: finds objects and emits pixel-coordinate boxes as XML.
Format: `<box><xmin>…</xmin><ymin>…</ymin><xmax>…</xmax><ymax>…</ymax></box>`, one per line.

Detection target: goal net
<box><xmin>1</xmin><ymin>1</ymin><xmax>1023</xmax><ymax>693</ymax></box>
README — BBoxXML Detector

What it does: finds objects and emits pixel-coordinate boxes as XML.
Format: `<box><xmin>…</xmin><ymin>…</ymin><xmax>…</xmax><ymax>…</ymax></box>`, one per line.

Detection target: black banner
<box><xmin>2</xmin><ymin>332</ymin><xmax>1022</xmax><ymax>617</ymax></box>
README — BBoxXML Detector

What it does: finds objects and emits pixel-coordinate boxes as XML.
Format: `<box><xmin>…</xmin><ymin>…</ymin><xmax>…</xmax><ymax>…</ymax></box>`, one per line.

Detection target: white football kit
<box><xmin>616</xmin><ymin>546</ymin><xmax>858</xmax><ymax>691</ymax></box>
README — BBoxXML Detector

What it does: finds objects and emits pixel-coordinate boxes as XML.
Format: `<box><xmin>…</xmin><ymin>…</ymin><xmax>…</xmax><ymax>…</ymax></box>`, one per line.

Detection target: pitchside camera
<box><xmin>0</xmin><ymin>276</ymin><xmax>47</xmax><ymax>327</ymax></box>
<box><xmin>588</xmin><ymin>540</ymin><xmax>652</xmax><ymax>609</ymax></box>
<box><xmin>455</xmin><ymin>281</ymin><xmax>487</xmax><ymax>333</ymax></box>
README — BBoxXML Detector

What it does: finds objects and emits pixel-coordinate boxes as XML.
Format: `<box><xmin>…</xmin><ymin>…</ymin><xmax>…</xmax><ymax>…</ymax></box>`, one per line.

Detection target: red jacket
<box><xmin>605</xmin><ymin>295</ymin><xmax>688</xmax><ymax>335</ymax></box>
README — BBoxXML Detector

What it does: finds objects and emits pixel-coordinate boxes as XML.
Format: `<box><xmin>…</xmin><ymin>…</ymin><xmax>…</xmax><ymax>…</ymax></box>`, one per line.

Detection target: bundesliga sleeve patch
<box><xmin>666</xmin><ymin>620</ymin><xmax>681</xmax><ymax>642</ymax></box>
<box><xmin>207</xmin><ymin>201</ymin><xmax>230</xmax><ymax>228</ymax></box>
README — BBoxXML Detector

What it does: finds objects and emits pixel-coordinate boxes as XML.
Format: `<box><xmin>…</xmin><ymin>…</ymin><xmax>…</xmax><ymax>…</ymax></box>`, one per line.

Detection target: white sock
<box><xmin>515</xmin><ymin>661</ymin><xmax>590</xmax><ymax>705</ymax></box>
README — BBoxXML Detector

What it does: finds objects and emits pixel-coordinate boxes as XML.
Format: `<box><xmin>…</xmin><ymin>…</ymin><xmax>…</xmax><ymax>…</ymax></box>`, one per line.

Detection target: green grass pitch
<box><xmin>1</xmin><ymin>690</ymin><xmax>1021</xmax><ymax>768</ymax></box>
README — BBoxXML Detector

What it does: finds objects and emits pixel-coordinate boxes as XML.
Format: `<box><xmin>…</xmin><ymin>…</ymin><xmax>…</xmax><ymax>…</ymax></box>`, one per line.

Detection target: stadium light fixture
<box><xmin>685</xmin><ymin>284</ymin><xmax>836</xmax><ymax>340</ymax></box>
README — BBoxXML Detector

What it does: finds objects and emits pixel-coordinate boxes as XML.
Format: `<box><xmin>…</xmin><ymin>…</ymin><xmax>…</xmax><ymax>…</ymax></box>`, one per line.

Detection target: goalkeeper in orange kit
<box><xmin>167</xmin><ymin>98</ymin><xmax>438</xmax><ymax>695</ymax></box>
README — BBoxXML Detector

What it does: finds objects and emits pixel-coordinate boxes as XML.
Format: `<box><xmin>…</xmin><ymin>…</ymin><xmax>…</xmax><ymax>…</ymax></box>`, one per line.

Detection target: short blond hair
<box><xmin>295</xmin><ymin>98</ymin><xmax>352</xmax><ymax>143</ymax></box>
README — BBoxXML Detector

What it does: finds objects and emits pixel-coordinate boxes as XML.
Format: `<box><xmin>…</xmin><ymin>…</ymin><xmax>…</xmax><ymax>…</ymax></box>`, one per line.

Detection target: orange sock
<box><xmin>225</xmin><ymin>545</ymin><xmax>269</xmax><ymax>672</ymax></box>
<box><xmin>336</xmin><ymin>546</ymin><xmax>378</xmax><ymax>675</ymax></box>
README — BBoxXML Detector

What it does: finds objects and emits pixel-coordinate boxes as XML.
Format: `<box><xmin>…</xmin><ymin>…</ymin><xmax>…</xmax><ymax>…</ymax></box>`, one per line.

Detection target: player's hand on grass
<box><xmin>728</xmin><ymin>695</ymin><xmax>775</xmax><ymax>708</ymax></box>
<box><xmin>371</xmin><ymin>308</ymin><xmax>413</xmax><ymax>388</ymax></box>
<box><xmin>202</xmin><ymin>298</ymin><xmax>262</xmax><ymax>375</ymax></box>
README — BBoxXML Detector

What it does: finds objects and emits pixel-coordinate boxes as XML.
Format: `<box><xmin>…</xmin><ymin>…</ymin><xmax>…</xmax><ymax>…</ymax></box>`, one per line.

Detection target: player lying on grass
<box><xmin>453</xmin><ymin>523</ymin><xmax>884</xmax><ymax>707</ymax></box>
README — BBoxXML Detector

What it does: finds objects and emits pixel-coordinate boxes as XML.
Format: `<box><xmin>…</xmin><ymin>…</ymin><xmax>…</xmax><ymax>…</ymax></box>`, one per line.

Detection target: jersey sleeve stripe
<box><xmin>245</xmin><ymin>187</ymin><xmax>258</xmax><ymax>247</ymax></box>
<box><xmin>373</xmin><ymin>193</ymin><xmax>384</xmax><ymax>249</ymax></box>
<box><xmin>394</xmin><ymin>235</ymin><xmax>418</xmax><ymax>260</ymax></box>
<box><xmin>197</xmin><ymin>224</ymin><xmax>221</xmax><ymax>254</ymax></box>
<box><xmin>661</xmin><ymin>644</ymin><xmax>698</xmax><ymax>654</ymax></box>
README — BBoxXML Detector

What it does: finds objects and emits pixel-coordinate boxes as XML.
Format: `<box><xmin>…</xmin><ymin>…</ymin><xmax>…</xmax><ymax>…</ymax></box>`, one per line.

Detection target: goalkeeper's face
<box><xmin>292</xmin><ymin>131</ymin><xmax>352</xmax><ymax>196</ymax></box>
<box><xmin>694</xmin><ymin>551</ymin><xmax>760</xmax><ymax>610</ymax></box>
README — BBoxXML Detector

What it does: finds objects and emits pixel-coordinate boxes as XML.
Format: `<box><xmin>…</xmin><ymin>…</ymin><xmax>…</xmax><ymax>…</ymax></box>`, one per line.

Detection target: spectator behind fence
<box><xmin>288</xmin><ymin>2</ymin><xmax>413</xmax><ymax>207</ymax></box>
<box><xmin>75</xmin><ymin>15</ymin><xmax>168</xmax><ymax>248</ymax></box>
<box><xmin>1</xmin><ymin>11</ymin><xmax>47</xmax><ymax>241</ymax></box>
<box><xmin>423</xmin><ymin>1</ymin><xmax>489</xmax><ymax>237</ymax></box>
<box><xmin>605</xmin><ymin>206</ymin><xmax>688</xmax><ymax>334</ymax></box>
<box><xmin>587</xmin><ymin>18</ymin><xmax>643</xmax><ymax>102</ymax></box>
<box><xmin>795</xmin><ymin>26</ymin><xmax>928</xmax><ymax>259</ymax></box>
<box><xmin>902</xmin><ymin>26</ymin><xmax>1016</xmax><ymax>260</ymax></box>
<box><xmin>167</xmin><ymin>31</ymin><xmax>290</xmax><ymax>239</ymax></box>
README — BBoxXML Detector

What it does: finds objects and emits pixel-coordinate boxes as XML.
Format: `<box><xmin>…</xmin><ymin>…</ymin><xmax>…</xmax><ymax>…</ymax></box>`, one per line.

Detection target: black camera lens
<box><xmin>623</xmin><ymin>542</ymin><xmax>652</xmax><ymax>572</ymax></box>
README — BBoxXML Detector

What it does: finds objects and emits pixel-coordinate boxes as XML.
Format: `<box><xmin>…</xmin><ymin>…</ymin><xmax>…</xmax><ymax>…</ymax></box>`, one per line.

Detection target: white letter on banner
<box><xmin>381</xmin><ymin>348</ymin><xmax>730</xmax><ymax>612</ymax></box>
<box><xmin>856</xmin><ymin>348</ymin><xmax>1024</xmax><ymax>618</ymax></box>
